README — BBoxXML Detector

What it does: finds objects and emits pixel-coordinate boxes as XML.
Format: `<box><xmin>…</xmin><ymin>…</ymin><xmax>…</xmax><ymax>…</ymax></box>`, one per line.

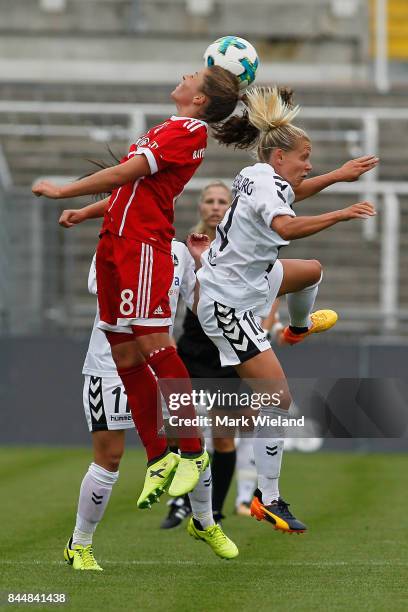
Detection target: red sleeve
<box><xmin>136</xmin><ymin>122</ymin><xmax>207</xmax><ymax>174</ymax></box>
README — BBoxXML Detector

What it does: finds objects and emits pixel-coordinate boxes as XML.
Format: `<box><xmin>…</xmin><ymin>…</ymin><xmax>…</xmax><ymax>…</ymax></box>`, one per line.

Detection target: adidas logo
<box><xmin>153</xmin><ymin>305</ymin><xmax>164</xmax><ymax>315</ymax></box>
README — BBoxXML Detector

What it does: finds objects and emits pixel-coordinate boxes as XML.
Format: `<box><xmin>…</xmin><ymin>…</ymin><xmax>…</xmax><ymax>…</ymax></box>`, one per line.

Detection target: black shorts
<box><xmin>178</xmin><ymin>345</ymin><xmax>239</xmax><ymax>380</ymax></box>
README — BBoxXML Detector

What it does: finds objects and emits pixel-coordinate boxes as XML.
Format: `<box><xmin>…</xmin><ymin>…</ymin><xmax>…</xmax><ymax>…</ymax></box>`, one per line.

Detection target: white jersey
<box><xmin>197</xmin><ymin>162</ymin><xmax>295</xmax><ymax>313</ymax></box>
<box><xmin>82</xmin><ymin>240</ymin><xmax>196</xmax><ymax>377</ymax></box>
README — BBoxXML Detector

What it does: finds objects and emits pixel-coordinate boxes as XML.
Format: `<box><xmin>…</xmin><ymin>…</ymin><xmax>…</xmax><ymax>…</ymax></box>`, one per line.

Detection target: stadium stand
<box><xmin>0</xmin><ymin>0</ymin><xmax>407</xmax><ymax>336</ymax></box>
<box><xmin>0</xmin><ymin>0</ymin><xmax>369</xmax><ymax>86</ymax></box>
<box><xmin>1</xmin><ymin>96</ymin><xmax>407</xmax><ymax>336</ymax></box>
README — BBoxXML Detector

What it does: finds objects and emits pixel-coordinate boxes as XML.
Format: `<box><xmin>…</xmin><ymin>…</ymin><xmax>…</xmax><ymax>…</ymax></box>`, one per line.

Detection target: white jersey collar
<box><xmin>170</xmin><ymin>115</ymin><xmax>208</xmax><ymax>129</ymax></box>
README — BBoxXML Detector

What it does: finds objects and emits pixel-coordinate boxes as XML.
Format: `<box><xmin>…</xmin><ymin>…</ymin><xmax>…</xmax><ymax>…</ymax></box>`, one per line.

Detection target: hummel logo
<box><xmin>90</xmin><ymin>407</ymin><xmax>103</xmax><ymax>421</ymax></box>
<box><xmin>92</xmin><ymin>492</ymin><xmax>103</xmax><ymax>505</ymax></box>
<box><xmin>153</xmin><ymin>305</ymin><xmax>164</xmax><ymax>315</ymax></box>
<box><xmin>150</xmin><ymin>468</ymin><xmax>165</xmax><ymax>478</ymax></box>
<box><xmin>266</xmin><ymin>444</ymin><xmax>278</xmax><ymax>457</ymax></box>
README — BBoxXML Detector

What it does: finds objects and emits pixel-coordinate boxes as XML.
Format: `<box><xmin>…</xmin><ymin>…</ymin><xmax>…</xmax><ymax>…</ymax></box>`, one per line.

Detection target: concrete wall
<box><xmin>0</xmin><ymin>337</ymin><xmax>407</xmax><ymax>451</ymax></box>
<box><xmin>0</xmin><ymin>0</ymin><xmax>367</xmax><ymax>42</ymax></box>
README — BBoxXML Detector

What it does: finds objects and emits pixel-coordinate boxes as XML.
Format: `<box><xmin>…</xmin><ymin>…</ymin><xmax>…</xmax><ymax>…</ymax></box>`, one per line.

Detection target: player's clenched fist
<box><xmin>59</xmin><ymin>209</ymin><xmax>86</xmax><ymax>228</ymax></box>
<box><xmin>340</xmin><ymin>201</ymin><xmax>376</xmax><ymax>221</ymax></box>
<box><xmin>32</xmin><ymin>180</ymin><xmax>62</xmax><ymax>199</ymax></box>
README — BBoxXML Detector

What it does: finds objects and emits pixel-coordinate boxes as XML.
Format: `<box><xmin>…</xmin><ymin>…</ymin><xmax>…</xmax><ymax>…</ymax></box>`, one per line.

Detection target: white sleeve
<box><xmin>178</xmin><ymin>244</ymin><xmax>196</xmax><ymax>310</ymax></box>
<box><xmin>88</xmin><ymin>254</ymin><xmax>97</xmax><ymax>295</ymax></box>
<box><xmin>253</xmin><ymin>174</ymin><xmax>296</xmax><ymax>228</ymax></box>
<box><xmin>134</xmin><ymin>148</ymin><xmax>158</xmax><ymax>174</ymax></box>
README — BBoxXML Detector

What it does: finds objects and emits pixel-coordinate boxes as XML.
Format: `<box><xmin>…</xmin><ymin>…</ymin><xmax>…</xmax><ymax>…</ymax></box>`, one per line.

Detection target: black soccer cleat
<box><xmin>160</xmin><ymin>496</ymin><xmax>191</xmax><ymax>529</ymax></box>
<box><xmin>250</xmin><ymin>489</ymin><xmax>307</xmax><ymax>533</ymax></box>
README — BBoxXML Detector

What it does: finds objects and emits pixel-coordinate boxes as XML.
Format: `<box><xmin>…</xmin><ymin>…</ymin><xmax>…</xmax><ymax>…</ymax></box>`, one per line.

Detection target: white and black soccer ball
<box><xmin>204</xmin><ymin>36</ymin><xmax>259</xmax><ymax>89</ymax></box>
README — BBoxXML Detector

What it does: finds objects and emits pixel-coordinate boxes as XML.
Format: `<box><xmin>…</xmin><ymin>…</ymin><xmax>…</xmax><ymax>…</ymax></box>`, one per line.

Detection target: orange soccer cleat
<box><xmin>283</xmin><ymin>309</ymin><xmax>338</xmax><ymax>346</ymax></box>
<box><xmin>250</xmin><ymin>489</ymin><xmax>307</xmax><ymax>534</ymax></box>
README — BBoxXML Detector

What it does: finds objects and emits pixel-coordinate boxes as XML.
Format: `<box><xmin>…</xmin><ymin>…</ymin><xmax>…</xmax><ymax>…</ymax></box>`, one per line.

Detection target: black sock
<box><xmin>193</xmin><ymin>517</ymin><xmax>204</xmax><ymax>531</ymax></box>
<box><xmin>289</xmin><ymin>325</ymin><xmax>309</xmax><ymax>335</ymax></box>
<box><xmin>211</xmin><ymin>449</ymin><xmax>236</xmax><ymax>514</ymax></box>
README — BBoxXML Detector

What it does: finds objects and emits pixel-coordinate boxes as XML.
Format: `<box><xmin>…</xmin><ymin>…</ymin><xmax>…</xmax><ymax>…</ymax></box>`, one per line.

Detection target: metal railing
<box><xmin>20</xmin><ymin>178</ymin><xmax>406</xmax><ymax>336</ymax></box>
<box><xmin>189</xmin><ymin>178</ymin><xmax>406</xmax><ymax>332</ymax></box>
<box><xmin>1</xmin><ymin>98</ymin><xmax>403</xmax><ymax>239</ymax></box>
<box><xmin>0</xmin><ymin>101</ymin><xmax>407</xmax><ymax>334</ymax></box>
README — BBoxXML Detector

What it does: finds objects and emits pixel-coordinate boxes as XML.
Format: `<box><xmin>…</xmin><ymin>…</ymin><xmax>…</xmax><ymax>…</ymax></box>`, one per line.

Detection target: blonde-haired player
<box><xmin>194</xmin><ymin>86</ymin><xmax>377</xmax><ymax>532</ymax></box>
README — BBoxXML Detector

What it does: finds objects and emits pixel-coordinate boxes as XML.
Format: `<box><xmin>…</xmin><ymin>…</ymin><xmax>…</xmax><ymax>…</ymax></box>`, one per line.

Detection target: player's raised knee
<box><xmin>309</xmin><ymin>259</ymin><xmax>323</xmax><ymax>283</ymax></box>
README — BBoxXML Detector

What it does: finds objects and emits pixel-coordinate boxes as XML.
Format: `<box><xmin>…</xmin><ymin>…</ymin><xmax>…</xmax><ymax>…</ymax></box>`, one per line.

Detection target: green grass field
<box><xmin>1</xmin><ymin>448</ymin><xmax>407</xmax><ymax>612</ymax></box>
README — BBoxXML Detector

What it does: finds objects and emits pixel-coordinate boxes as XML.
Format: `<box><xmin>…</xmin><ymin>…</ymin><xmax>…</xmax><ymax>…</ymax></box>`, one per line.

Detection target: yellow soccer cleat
<box><xmin>187</xmin><ymin>517</ymin><xmax>239</xmax><ymax>559</ymax></box>
<box><xmin>64</xmin><ymin>537</ymin><xmax>103</xmax><ymax>571</ymax></box>
<box><xmin>283</xmin><ymin>309</ymin><xmax>338</xmax><ymax>345</ymax></box>
<box><xmin>168</xmin><ymin>450</ymin><xmax>210</xmax><ymax>497</ymax></box>
<box><xmin>137</xmin><ymin>451</ymin><xmax>180</xmax><ymax>509</ymax></box>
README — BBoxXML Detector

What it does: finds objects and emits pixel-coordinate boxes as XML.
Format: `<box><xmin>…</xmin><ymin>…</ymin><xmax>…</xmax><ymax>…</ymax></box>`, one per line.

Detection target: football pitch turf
<box><xmin>1</xmin><ymin>448</ymin><xmax>407</xmax><ymax>612</ymax></box>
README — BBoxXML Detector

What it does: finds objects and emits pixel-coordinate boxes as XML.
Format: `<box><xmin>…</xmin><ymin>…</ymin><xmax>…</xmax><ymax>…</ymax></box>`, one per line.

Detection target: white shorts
<box><xmin>197</xmin><ymin>260</ymin><xmax>283</xmax><ymax>367</ymax></box>
<box><xmin>83</xmin><ymin>375</ymin><xmax>170</xmax><ymax>432</ymax></box>
<box><xmin>83</xmin><ymin>375</ymin><xmax>135</xmax><ymax>432</ymax></box>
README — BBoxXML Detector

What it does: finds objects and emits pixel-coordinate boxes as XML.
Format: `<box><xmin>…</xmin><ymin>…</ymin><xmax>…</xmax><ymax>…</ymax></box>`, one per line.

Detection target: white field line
<box><xmin>1</xmin><ymin>560</ymin><xmax>407</xmax><ymax>567</ymax></box>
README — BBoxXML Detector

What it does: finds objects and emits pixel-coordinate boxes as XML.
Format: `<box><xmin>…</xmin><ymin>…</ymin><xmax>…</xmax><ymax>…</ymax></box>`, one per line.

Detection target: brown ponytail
<box><xmin>211</xmin><ymin>108</ymin><xmax>259</xmax><ymax>149</ymax></box>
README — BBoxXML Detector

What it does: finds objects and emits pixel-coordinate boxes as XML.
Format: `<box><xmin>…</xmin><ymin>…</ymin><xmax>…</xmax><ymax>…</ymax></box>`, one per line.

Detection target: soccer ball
<box><xmin>204</xmin><ymin>36</ymin><xmax>259</xmax><ymax>89</ymax></box>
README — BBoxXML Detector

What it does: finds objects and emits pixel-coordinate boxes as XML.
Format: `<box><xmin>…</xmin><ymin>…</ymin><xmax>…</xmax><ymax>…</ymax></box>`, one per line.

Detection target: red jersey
<box><xmin>101</xmin><ymin>115</ymin><xmax>208</xmax><ymax>253</ymax></box>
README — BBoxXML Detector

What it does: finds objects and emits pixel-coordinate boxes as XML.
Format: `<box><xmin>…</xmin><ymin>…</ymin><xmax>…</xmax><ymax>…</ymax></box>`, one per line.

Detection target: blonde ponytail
<box><xmin>245</xmin><ymin>86</ymin><xmax>300</xmax><ymax>132</ymax></box>
<box><xmin>244</xmin><ymin>86</ymin><xmax>309</xmax><ymax>162</ymax></box>
<box><xmin>212</xmin><ymin>85</ymin><xmax>309</xmax><ymax>163</ymax></box>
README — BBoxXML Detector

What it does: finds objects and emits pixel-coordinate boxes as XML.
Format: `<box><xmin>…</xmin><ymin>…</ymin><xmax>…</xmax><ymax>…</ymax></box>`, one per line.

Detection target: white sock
<box><xmin>252</xmin><ymin>406</ymin><xmax>288</xmax><ymax>506</ymax></box>
<box><xmin>188</xmin><ymin>465</ymin><xmax>214</xmax><ymax>529</ymax></box>
<box><xmin>286</xmin><ymin>274</ymin><xmax>322</xmax><ymax>328</ymax></box>
<box><xmin>235</xmin><ymin>437</ymin><xmax>257</xmax><ymax>506</ymax></box>
<box><xmin>72</xmin><ymin>462</ymin><xmax>119</xmax><ymax>546</ymax></box>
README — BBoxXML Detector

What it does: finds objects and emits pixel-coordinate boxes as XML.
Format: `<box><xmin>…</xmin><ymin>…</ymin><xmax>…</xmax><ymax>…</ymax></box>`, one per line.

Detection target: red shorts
<box><xmin>96</xmin><ymin>232</ymin><xmax>173</xmax><ymax>332</ymax></box>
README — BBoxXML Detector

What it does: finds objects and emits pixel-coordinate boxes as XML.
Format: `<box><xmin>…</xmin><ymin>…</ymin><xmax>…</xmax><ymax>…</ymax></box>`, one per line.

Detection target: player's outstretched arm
<box><xmin>59</xmin><ymin>197</ymin><xmax>111</xmax><ymax>228</ymax></box>
<box><xmin>32</xmin><ymin>154</ymin><xmax>151</xmax><ymax>199</ymax></box>
<box><xmin>271</xmin><ymin>201</ymin><xmax>376</xmax><ymax>240</ymax></box>
<box><xmin>294</xmin><ymin>155</ymin><xmax>379</xmax><ymax>203</ymax></box>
